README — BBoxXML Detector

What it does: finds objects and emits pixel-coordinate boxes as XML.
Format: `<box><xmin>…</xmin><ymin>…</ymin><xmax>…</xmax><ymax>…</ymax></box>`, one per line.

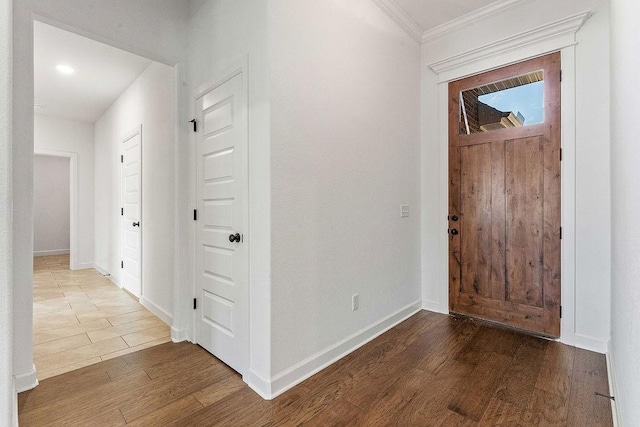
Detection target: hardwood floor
<box><xmin>18</xmin><ymin>311</ymin><xmax>613</xmax><ymax>426</ymax></box>
<box><xmin>32</xmin><ymin>255</ymin><xmax>171</xmax><ymax>379</ymax></box>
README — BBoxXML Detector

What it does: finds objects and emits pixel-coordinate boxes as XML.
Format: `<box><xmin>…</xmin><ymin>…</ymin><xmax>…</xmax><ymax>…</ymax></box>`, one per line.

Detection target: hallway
<box><xmin>32</xmin><ymin>255</ymin><xmax>171</xmax><ymax>380</ymax></box>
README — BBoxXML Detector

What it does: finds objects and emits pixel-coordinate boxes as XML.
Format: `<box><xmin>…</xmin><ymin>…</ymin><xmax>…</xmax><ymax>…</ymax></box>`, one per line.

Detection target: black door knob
<box><xmin>229</xmin><ymin>233</ymin><xmax>241</xmax><ymax>243</ymax></box>
<box><xmin>132</xmin><ymin>222</ymin><xmax>140</xmax><ymax>227</ymax></box>
<box><xmin>450</xmin><ymin>228</ymin><xmax>459</xmax><ymax>235</ymax></box>
<box><xmin>451</xmin><ymin>215</ymin><xmax>459</xmax><ymax>222</ymax></box>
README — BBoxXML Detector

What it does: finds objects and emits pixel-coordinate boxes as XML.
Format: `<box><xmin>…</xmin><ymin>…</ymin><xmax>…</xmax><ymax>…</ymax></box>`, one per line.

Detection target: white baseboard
<box><xmin>33</xmin><ymin>249</ymin><xmax>69</xmax><ymax>257</ymax></box>
<box><xmin>140</xmin><ymin>297</ymin><xmax>172</xmax><ymax>326</ymax></box>
<box><xmin>74</xmin><ymin>262</ymin><xmax>95</xmax><ymax>270</ymax></box>
<box><xmin>246</xmin><ymin>299</ymin><xmax>423</xmax><ymax>400</ymax></box>
<box><xmin>171</xmin><ymin>327</ymin><xmax>190</xmax><ymax>343</ymax></box>
<box><xmin>423</xmin><ymin>299</ymin><xmax>448</xmax><ymax>314</ymax></box>
<box><xmin>14</xmin><ymin>364</ymin><xmax>38</xmax><ymax>393</ymax></box>
<box><xmin>606</xmin><ymin>340</ymin><xmax>621</xmax><ymax>427</ymax></box>
<box><xmin>108</xmin><ymin>273</ymin><xmax>121</xmax><ymax>287</ymax></box>
<box><xmin>571</xmin><ymin>333</ymin><xmax>609</xmax><ymax>354</ymax></box>
<box><xmin>92</xmin><ymin>263</ymin><xmax>110</xmax><ymax>276</ymax></box>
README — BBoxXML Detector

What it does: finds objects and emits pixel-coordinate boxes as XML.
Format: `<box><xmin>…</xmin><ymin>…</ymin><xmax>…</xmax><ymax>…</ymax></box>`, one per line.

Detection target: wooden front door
<box><xmin>448</xmin><ymin>53</ymin><xmax>561</xmax><ymax>337</ymax></box>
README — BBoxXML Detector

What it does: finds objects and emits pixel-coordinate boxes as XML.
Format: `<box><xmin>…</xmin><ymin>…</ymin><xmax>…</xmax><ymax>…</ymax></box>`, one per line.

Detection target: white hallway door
<box><xmin>195</xmin><ymin>70</ymin><xmax>249</xmax><ymax>375</ymax></box>
<box><xmin>121</xmin><ymin>128</ymin><xmax>142</xmax><ymax>298</ymax></box>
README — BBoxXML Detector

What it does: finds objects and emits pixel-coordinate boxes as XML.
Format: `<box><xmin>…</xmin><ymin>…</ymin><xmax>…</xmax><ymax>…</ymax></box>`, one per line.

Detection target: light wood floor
<box><xmin>19</xmin><ymin>310</ymin><xmax>613</xmax><ymax>426</ymax></box>
<box><xmin>32</xmin><ymin>255</ymin><xmax>171</xmax><ymax>380</ymax></box>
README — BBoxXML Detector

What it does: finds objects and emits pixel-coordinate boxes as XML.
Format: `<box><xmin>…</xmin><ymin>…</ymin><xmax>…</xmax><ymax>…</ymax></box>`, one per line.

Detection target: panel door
<box><xmin>121</xmin><ymin>130</ymin><xmax>142</xmax><ymax>298</ymax></box>
<box><xmin>448</xmin><ymin>53</ymin><xmax>561</xmax><ymax>337</ymax></box>
<box><xmin>195</xmin><ymin>72</ymin><xmax>248</xmax><ymax>374</ymax></box>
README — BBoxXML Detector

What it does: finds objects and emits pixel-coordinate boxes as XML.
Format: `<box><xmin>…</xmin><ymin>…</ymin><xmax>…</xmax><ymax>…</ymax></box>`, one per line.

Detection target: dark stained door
<box><xmin>448</xmin><ymin>53</ymin><xmax>561</xmax><ymax>337</ymax></box>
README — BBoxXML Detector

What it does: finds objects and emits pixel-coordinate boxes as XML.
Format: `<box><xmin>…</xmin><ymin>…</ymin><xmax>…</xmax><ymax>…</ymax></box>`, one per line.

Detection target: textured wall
<box><xmin>269</xmin><ymin>0</ymin><xmax>422</xmax><ymax>376</ymax></box>
<box><xmin>610</xmin><ymin>0</ymin><xmax>640</xmax><ymax>424</ymax></box>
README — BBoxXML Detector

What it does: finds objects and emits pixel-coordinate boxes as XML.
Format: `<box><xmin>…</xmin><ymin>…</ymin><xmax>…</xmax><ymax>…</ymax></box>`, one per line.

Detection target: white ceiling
<box><xmin>393</xmin><ymin>0</ymin><xmax>499</xmax><ymax>32</ymax></box>
<box><xmin>34</xmin><ymin>21</ymin><xmax>152</xmax><ymax>123</ymax></box>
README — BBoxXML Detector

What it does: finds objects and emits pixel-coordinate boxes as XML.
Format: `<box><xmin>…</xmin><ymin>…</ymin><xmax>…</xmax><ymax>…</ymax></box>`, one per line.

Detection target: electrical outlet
<box><xmin>352</xmin><ymin>294</ymin><xmax>359</xmax><ymax>311</ymax></box>
<box><xmin>401</xmin><ymin>204</ymin><xmax>409</xmax><ymax>217</ymax></box>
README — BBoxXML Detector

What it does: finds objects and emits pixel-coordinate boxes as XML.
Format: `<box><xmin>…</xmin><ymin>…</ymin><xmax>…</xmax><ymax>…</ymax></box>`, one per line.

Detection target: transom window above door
<box><xmin>459</xmin><ymin>71</ymin><xmax>544</xmax><ymax>134</ymax></box>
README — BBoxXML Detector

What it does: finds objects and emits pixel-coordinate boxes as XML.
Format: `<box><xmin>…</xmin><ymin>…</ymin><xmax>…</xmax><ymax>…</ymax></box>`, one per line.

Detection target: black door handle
<box><xmin>229</xmin><ymin>233</ymin><xmax>241</xmax><ymax>243</ymax></box>
<box><xmin>132</xmin><ymin>222</ymin><xmax>140</xmax><ymax>227</ymax></box>
<box><xmin>450</xmin><ymin>228</ymin><xmax>458</xmax><ymax>235</ymax></box>
<box><xmin>451</xmin><ymin>215</ymin><xmax>459</xmax><ymax>222</ymax></box>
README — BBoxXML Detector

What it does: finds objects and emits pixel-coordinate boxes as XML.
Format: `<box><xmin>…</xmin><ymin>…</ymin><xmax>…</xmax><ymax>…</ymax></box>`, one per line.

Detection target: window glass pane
<box><xmin>459</xmin><ymin>71</ymin><xmax>544</xmax><ymax>134</ymax></box>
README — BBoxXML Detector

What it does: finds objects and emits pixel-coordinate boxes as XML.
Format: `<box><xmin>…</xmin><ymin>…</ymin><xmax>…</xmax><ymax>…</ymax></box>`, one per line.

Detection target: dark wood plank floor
<box><xmin>18</xmin><ymin>311</ymin><xmax>613</xmax><ymax>426</ymax></box>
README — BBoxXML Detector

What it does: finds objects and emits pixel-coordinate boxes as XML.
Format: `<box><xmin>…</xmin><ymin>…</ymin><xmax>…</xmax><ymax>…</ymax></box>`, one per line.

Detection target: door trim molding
<box><xmin>425</xmin><ymin>13</ymin><xmax>595</xmax><ymax>350</ymax></box>
<box><xmin>33</xmin><ymin>149</ymin><xmax>79</xmax><ymax>270</ymax></box>
<box><xmin>428</xmin><ymin>11</ymin><xmax>590</xmax><ymax>83</ymax></box>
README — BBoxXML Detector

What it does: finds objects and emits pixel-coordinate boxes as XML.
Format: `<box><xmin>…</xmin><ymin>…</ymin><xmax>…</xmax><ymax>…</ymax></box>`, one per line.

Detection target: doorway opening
<box><xmin>31</xmin><ymin>19</ymin><xmax>174</xmax><ymax>380</ymax></box>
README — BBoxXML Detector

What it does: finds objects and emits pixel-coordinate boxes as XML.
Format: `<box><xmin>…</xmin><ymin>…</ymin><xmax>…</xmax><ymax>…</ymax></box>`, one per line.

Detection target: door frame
<box><xmin>33</xmin><ymin>149</ymin><xmax>79</xmax><ymax>270</ymax></box>
<box><xmin>190</xmin><ymin>56</ymin><xmax>250</xmax><ymax>376</ymax></box>
<box><xmin>120</xmin><ymin>125</ymin><xmax>143</xmax><ymax>298</ymax></box>
<box><xmin>425</xmin><ymin>18</ymin><xmax>589</xmax><ymax>349</ymax></box>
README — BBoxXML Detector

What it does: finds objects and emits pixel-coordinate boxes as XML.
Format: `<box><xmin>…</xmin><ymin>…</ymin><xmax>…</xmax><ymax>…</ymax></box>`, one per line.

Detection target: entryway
<box><xmin>448</xmin><ymin>53</ymin><xmax>562</xmax><ymax>337</ymax></box>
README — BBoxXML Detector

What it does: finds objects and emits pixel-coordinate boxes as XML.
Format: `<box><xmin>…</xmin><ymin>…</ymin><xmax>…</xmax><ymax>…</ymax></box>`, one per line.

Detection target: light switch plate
<box><xmin>401</xmin><ymin>204</ymin><xmax>409</xmax><ymax>218</ymax></box>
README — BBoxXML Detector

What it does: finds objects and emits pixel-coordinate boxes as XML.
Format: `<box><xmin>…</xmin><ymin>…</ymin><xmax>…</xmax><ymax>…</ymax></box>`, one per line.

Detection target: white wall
<box><xmin>420</xmin><ymin>0</ymin><xmax>611</xmax><ymax>352</ymax></box>
<box><xmin>0</xmin><ymin>0</ymin><xmax>14</xmax><ymax>422</ymax></box>
<box><xmin>34</xmin><ymin>114</ymin><xmax>95</xmax><ymax>266</ymax></box>
<box><xmin>610</xmin><ymin>0</ymin><xmax>640</xmax><ymax>424</ymax></box>
<box><xmin>268</xmin><ymin>0</ymin><xmax>421</xmax><ymax>381</ymax></box>
<box><xmin>12</xmin><ymin>0</ymin><xmax>188</xmax><ymax>393</ymax></box>
<box><xmin>94</xmin><ymin>61</ymin><xmax>176</xmax><ymax>323</ymax></box>
<box><xmin>187</xmin><ymin>0</ymin><xmax>272</xmax><ymax>384</ymax></box>
<box><xmin>33</xmin><ymin>155</ymin><xmax>70</xmax><ymax>254</ymax></box>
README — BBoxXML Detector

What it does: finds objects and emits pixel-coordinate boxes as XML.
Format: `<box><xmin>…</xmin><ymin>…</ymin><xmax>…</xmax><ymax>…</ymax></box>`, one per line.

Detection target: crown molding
<box><xmin>428</xmin><ymin>11</ymin><xmax>591</xmax><ymax>82</ymax></box>
<box><xmin>422</xmin><ymin>0</ymin><xmax>536</xmax><ymax>43</ymax></box>
<box><xmin>370</xmin><ymin>0</ymin><xmax>423</xmax><ymax>44</ymax></box>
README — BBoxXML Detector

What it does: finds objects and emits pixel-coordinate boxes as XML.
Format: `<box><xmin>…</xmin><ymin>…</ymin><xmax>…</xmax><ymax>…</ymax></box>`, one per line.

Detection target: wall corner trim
<box><xmin>606</xmin><ymin>340</ymin><xmax>622</xmax><ymax>427</ymax></box>
<box><xmin>247</xmin><ymin>300</ymin><xmax>422</xmax><ymax>400</ymax></box>
<box><xmin>14</xmin><ymin>364</ymin><xmax>38</xmax><ymax>393</ymax></box>
<box><xmin>370</xmin><ymin>0</ymin><xmax>423</xmax><ymax>43</ymax></box>
<box><xmin>422</xmin><ymin>0</ymin><xmax>536</xmax><ymax>43</ymax></box>
<box><xmin>170</xmin><ymin>327</ymin><xmax>190</xmax><ymax>343</ymax></box>
<box><xmin>428</xmin><ymin>11</ymin><xmax>591</xmax><ymax>82</ymax></box>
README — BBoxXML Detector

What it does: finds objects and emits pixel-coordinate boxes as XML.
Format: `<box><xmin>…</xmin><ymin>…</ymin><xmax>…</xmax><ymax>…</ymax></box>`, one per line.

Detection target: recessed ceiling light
<box><xmin>56</xmin><ymin>64</ymin><xmax>75</xmax><ymax>75</ymax></box>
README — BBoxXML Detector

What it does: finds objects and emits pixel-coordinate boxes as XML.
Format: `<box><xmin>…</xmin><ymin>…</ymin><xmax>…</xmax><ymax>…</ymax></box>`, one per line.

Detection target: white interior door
<box><xmin>195</xmin><ymin>71</ymin><xmax>248</xmax><ymax>375</ymax></box>
<box><xmin>121</xmin><ymin>128</ymin><xmax>142</xmax><ymax>298</ymax></box>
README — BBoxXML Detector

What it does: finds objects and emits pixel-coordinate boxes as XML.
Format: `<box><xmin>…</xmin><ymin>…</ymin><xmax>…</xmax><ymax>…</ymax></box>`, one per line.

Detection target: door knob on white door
<box><xmin>228</xmin><ymin>233</ymin><xmax>241</xmax><ymax>243</ymax></box>
<box><xmin>132</xmin><ymin>222</ymin><xmax>140</xmax><ymax>227</ymax></box>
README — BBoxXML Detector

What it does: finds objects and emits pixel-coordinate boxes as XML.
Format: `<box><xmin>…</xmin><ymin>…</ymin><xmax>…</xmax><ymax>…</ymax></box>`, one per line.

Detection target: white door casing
<box><xmin>121</xmin><ymin>127</ymin><xmax>142</xmax><ymax>298</ymax></box>
<box><xmin>195</xmin><ymin>70</ymin><xmax>249</xmax><ymax>375</ymax></box>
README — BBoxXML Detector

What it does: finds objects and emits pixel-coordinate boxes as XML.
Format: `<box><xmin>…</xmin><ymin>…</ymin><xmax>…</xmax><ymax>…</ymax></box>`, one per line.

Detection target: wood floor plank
<box><xmin>447</xmin><ymin>351</ymin><xmax>513</xmax><ymax>422</ymax></box>
<box><xmin>566</xmin><ymin>349</ymin><xmax>613</xmax><ymax>427</ymax></box>
<box><xmin>493</xmin><ymin>334</ymin><xmax>548</xmax><ymax>408</ymax></box>
<box><xmin>18</xmin><ymin>312</ymin><xmax>613</xmax><ymax>426</ymax></box>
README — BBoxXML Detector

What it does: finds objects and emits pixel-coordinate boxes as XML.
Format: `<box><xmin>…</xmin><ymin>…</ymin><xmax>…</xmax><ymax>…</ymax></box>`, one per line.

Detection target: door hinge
<box><xmin>560</xmin><ymin>69</ymin><xmax>563</xmax><ymax>82</ymax></box>
<box><xmin>121</xmin><ymin>260</ymin><xmax>124</xmax><ymax>269</ymax></box>
<box><xmin>121</xmin><ymin>207</ymin><xmax>124</xmax><ymax>216</ymax></box>
<box><xmin>560</xmin><ymin>305</ymin><xmax>563</xmax><ymax>318</ymax></box>
<box><xmin>560</xmin><ymin>148</ymin><xmax>563</xmax><ymax>161</ymax></box>
<box><xmin>193</xmin><ymin>298</ymin><xmax>197</xmax><ymax>310</ymax></box>
<box><xmin>189</xmin><ymin>119</ymin><xmax>197</xmax><ymax>132</ymax></box>
<box><xmin>120</xmin><ymin>154</ymin><xmax>123</xmax><ymax>163</ymax></box>
<box><xmin>193</xmin><ymin>209</ymin><xmax>197</xmax><ymax>221</ymax></box>
<box><xmin>559</xmin><ymin>227</ymin><xmax>563</xmax><ymax>240</ymax></box>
